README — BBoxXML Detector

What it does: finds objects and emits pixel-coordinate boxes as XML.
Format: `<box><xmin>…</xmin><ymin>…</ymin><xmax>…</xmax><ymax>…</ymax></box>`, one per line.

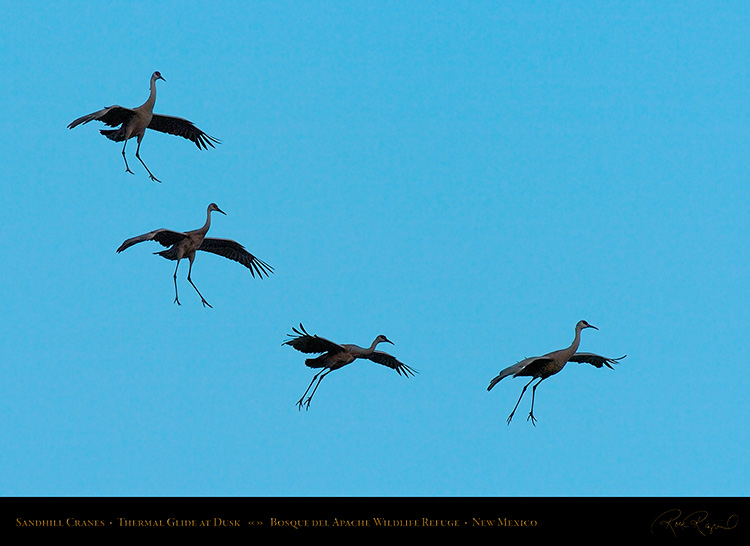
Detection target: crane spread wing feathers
<box><xmin>285</xmin><ymin>324</ymin><xmax>417</xmax><ymax>410</ymax></box>
<box><xmin>68</xmin><ymin>109</ymin><xmax>218</xmax><ymax>149</ymax></box>
<box><xmin>367</xmin><ymin>351</ymin><xmax>418</xmax><ymax>377</ymax></box>
<box><xmin>569</xmin><ymin>353</ymin><xmax>626</xmax><ymax>369</ymax></box>
<box><xmin>116</xmin><ymin>229</ymin><xmax>188</xmax><ymax>254</ymax></box>
<box><xmin>487</xmin><ymin>357</ymin><xmax>553</xmax><ymax>391</ymax></box>
<box><xmin>67</xmin><ymin>106</ymin><xmax>136</xmax><ymax>130</ymax></box>
<box><xmin>487</xmin><ymin>322</ymin><xmax>624</xmax><ymax>425</ymax></box>
<box><xmin>283</xmin><ymin>324</ymin><xmax>345</xmax><ymax>355</ymax></box>
<box><xmin>148</xmin><ymin>114</ymin><xmax>220</xmax><ymax>149</ymax></box>
<box><xmin>198</xmin><ymin>237</ymin><xmax>273</xmax><ymax>278</ymax></box>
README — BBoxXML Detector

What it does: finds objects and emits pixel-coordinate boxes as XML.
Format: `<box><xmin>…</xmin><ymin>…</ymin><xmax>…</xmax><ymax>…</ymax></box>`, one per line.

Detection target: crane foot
<box><xmin>527</xmin><ymin>413</ymin><xmax>537</xmax><ymax>426</ymax></box>
<box><xmin>200</xmin><ymin>298</ymin><xmax>213</xmax><ymax>309</ymax></box>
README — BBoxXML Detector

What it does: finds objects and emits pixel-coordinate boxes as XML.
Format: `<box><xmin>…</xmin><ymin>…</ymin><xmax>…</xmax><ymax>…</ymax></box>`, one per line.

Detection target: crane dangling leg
<box><xmin>303</xmin><ymin>369</ymin><xmax>333</xmax><ymax>409</ymax></box>
<box><xmin>135</xmin><ymin>137</ymin><xmax>161</xmax><ymax>183</ymax></box>
<box><xmin>186</xmin><ymin>259</ymin><xmax>212</xmax><ymax>309</ymax></box>
<box><xmin>296</xmin><ymin>372</ymin><xmax>321</xmax><ymax>410</ymax></box>
<box><xmin>296</xmin><ymin>369</ymin><xmax>333</xmax><ymax>411</ymax></box>
<box><xmin>527</xmin><ymin>378</ymin><xmax>544</xmax><ymax>426</ymax></box>
<box><xmin>121</xmin><ymin>140</ymin><xmax>134</xmax><ymax>175</ymax></box>
<box><xmin>172</xmin><ymin>259</ymin><xmax>182</xmax><ymax>306</ymax></box>
<box><xmin>507</xmin><ymin>377</ymin><xmax>535</xmax><ymax>425</ymax></box>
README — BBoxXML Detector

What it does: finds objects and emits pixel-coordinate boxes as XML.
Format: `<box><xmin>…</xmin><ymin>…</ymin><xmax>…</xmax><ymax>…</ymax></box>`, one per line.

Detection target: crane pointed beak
<box><xmin>216</xmin><ymin>206</ymin><xmax>226</xmax><ymax>215</ymax></box>
<box><xmin>589</xmin><ymin>324</ymin><xmax>599</xmax><ymax>330</ymax></box>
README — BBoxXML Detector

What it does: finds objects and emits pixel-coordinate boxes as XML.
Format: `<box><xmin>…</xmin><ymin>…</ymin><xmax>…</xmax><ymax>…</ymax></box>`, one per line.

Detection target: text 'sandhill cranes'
<box><xmin>487</xmin><ymin>321</ymin><xmax>625</xmax><ymax>425</ymax></box>
<box><xmin>117</xmin><ymin>203</ymin><xmax>273</xmax><ymax>308</ymax></box>
<box><xmin>68</xmin><ymin>71</ymin><xmax>219</xmax><ymax>182</ymax></box>
<box><xmin>283</xmin><ymin>324</ymin><xmax>417</xmax><ymax>410</ymax></box>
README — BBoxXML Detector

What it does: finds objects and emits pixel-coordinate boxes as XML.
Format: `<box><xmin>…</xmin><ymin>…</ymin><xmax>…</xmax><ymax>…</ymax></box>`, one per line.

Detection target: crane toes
<box><xmin>527</xmin><ymin>412</ymin><xmax>538</xmax><ymax>426</ymax></box>
<box><xmin>200</xmin><ymin>298</ymin><xmax>213</xmax><ymax>309</ymax></box>
<box><xmin>148</xmin><ymin>173</ymin><xmax>162</xmax><ymax>183</ymax></box>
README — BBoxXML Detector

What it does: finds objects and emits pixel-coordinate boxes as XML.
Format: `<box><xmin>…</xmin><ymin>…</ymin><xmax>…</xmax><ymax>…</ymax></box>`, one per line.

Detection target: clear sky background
<box><xmin>0</xmin><ymin>1</ymin><xmax>748</xmax><ymax>497</ymax></box>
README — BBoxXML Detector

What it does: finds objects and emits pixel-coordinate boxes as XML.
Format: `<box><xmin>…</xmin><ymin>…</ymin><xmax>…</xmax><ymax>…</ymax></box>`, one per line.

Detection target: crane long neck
<box><xmin>568</xmin><ymin>325</ymin><xmax>584</xmax><ymax>355</ymax></box>
<box><xmin>144</xmin><ymin>76</ymin><xmax>158</xmax><ymax>111</ymax></box>
<box><xmin>358</xmin><ymin>338</ymin><xmax>383</xmax><ymax>355</ymax></box>
<box><xmin>199</xmin><ymin>208</ymin><xmax>214</xmax><ymax>235</ymax></box>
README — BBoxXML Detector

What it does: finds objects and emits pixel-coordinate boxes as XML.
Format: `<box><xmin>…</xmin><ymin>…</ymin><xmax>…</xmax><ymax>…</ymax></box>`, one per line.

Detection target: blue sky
<box><xmin>0</xmin><ymin>1</ymin><xmax>748</xmax><ymax>497</ymax></box>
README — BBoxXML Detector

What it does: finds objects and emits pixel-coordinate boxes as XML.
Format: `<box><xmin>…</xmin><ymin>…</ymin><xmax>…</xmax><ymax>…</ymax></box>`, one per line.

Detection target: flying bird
<box><xmin>283</xmin><ymin>324</ymin><xmax>417</xmax><ymax>410</ymax></box>
<box><xmin>68</xmin><ymin>71</ymin><xmax>219</xmax><ymax>182</ymax></box>
<box><xmin>487</xmin><ymin>320</ymin><xmax>625</xmax><ymax>425</ymax></box>
<box><xmin>116</xmin><ymin>203</ymin><xmax>272</xmax><ymax>307</ymax></box>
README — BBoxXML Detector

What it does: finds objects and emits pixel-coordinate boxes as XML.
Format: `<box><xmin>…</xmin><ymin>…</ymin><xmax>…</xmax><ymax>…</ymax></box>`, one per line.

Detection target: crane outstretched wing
<box><xmin>569</xmin><ymin>353</ymin><xmax>626</xmax><ymax>369</ymax></box>
<box><xmin>116</xmin><ymin>229</ymin><xmax>187</xmax><ymax>253</ymax></box>
<box><xmin>68</xmin><ymin>106</ymin><xmax>136</xmax><ymax>129</ymax></box>
<box><xmin>148</xmin><ymin>114</ymin><xmax>220</xmax><ymax>149</ymax></box>
<box><xmin>367</xmin><ymin>351</ymin><xmax>418</xmax><ymax>377</ymax></box>
<box><xmin>283</xmin><ymin>324</ymin><xmax>345</xmax><ymax>354</ymax></box>
<box><xmin>487</xmin><ymin>356</ymin><xmax>552</xmax><ymax>391</ymax></box>
<box><xmin>198</xmin><ymin>237</ymin><xmax>273</xmax><ymax>278</ymax></box>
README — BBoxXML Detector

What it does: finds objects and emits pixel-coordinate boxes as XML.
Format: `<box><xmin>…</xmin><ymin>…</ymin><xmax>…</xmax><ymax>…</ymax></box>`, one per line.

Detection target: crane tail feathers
<box><xmin>304</xmin><ymin>355</ymin><xmax>327</xmax><ymax>369</ymax></box>
<box><xmin>154</xmin><ymin>248</ymin><xmax>179</xmax><ymax>260</ymax></box>
<box><xmin>100</xmin><ymin>128</ymin><xmax>126</xmax><ymax>142</ymax></box>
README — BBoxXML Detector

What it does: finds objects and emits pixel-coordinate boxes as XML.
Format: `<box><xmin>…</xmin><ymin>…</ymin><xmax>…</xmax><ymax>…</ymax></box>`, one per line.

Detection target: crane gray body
<box><xmin>68</xmin><ymin>71</ymin><xmax>219</xmax><ymax>182</ymax></box>
<box><xmin>283</xmin><ymin>324</ymin><xmax>417</xmax><ymax>410</ymax></box>
<box><xmin>487</xmin><ymin>321</ymin><xmax>625</xmax><ymax>425</ymax></box>
<box><xmin>117</xmin><ymin>203</ymin><xmax>272</xmax><ymax>307</ymax></box>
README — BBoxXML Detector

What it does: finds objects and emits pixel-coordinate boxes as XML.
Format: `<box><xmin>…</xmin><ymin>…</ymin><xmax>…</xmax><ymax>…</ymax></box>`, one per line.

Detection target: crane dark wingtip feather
<box><xmin>116</xmin><ymin>241</ymin><xmax>134</xmax><ymax>253</ymax></box>
<box><xmin>284</xmin><ymin>323</ymin><xmax>311</xmax><ymax>345</ymax></box>
<box><xmin>250</xmin><ymin>258</ymin><xmax>274</xmax><ymax>279</ymax></box>
<box><xmin>394</xmin><ymin>363</ymin><xmax>415</xmax><ymax>377</ymax></box>
<box><xmin>608</xmin><ymin>355</ymin><xmax>627</xmax><ymax>369</ymax></box>
<box><xmin>399</xmin><ymin>364</ymin><xmax>418</xmax><ymax>377</ymax></box>
<box><xmin>194</xmin><ymin>133</ymin><xmax>220</xmax><ymax>150</ymax></box>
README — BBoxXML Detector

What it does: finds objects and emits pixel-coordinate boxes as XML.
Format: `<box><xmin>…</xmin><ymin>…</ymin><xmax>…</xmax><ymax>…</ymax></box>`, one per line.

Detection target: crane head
<box><xmin>376</xmin><ymin>335</ymin><xmax>393</xmax><ymax>345</ymax></box>
<box><xmin>153</xmin><ymin>71</ymin><xmax>166</xmax><ymax>82</ymax></box>
<box><xmin>208</xmin><ymin>203</ymin><xmax>226</xmax><ymax>215</ymax></box>
<box><xmin>578</xmin><ymin>320</ymin><xmax>598</xmax><ymax>331</ymax></box>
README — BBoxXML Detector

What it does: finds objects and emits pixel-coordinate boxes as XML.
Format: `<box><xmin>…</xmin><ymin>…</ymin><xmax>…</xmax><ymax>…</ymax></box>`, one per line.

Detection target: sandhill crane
<box><xmin>283</xmin><ymin>324</ymin><xmax>417</xmax><ymax>410</ymax></box>
<box><xmin>68</xmin><ymin>71</ymin><xmax>219</xmax><ymax>182</ymax></box>
<box><xmin>116</xmin><ymin>203</ymin><xmax>272</xmax><ymax>308</ymax></box>
<box><xmin>487</xmin><ymin>321</ymin><xmax>625</xmax><ymax>425</ymax></box>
